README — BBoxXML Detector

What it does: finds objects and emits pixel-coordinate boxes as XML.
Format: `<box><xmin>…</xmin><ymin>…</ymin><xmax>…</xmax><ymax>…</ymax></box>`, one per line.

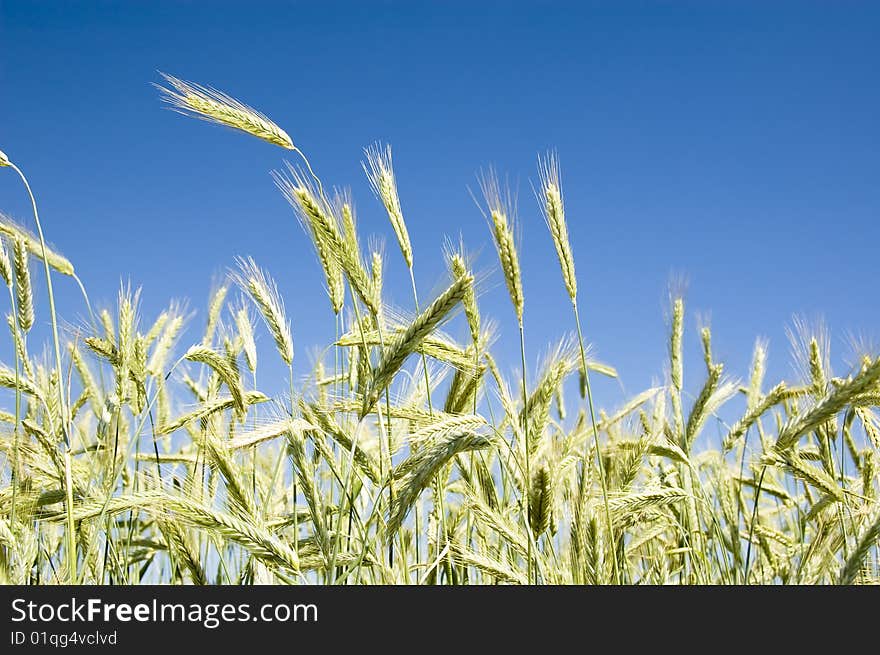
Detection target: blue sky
<box><xmin>1</xmin><ymin>1</ymin><xmax>879</xmax><ymax>411</ymax></box>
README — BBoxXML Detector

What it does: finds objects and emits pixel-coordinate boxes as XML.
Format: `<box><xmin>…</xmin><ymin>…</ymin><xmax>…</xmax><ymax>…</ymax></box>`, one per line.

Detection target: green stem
<box><xmin>518</xmin><ymin>321</ymin><xmax>532</xmax><ymax>584</ymax></box>
<box><xmin>408</xmin><ymin>266</ymin><xmax>433</xmax><ymax>415</ymax></box>
<box><xmin>9</xmin><ymin>163</ymin><xmax>67</xmax><ymax>444</ymax></box>
<box><xmin>744</xmin><ymin>465</ymin><xmax>767</xmax><ymax>583</ymax></box>
<box><xmin>10</xmin><ymin>161</ymin><xmax>75</xmax><ymax>581</ymax></box>
<box><xmin>573</xmin><ymin>301</ymin><xmax>620</xmax><ymax>585</ymax></box>
<box><xmin>7</xmin><ymin>285</ymin><xmax>22</xmax><ymax>524</ymax></box>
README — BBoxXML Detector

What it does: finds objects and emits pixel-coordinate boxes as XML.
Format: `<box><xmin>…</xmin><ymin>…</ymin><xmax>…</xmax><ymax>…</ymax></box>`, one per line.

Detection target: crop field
<box><xmin>0</xmin><ymin>75</ymin><xmax>877</xmax><ymax>585</ymax></box>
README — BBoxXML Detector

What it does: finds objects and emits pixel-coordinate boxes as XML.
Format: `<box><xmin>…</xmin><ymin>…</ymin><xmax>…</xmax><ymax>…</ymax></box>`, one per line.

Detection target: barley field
<box><xmin>0</xmin><ymin>76</ymin><xmax>877</xmax><ymax>586</ymax></box>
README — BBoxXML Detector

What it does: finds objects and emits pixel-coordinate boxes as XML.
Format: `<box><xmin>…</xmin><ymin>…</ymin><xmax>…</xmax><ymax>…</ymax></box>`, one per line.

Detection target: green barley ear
<box><xmin>787</xmin><ymin>316</ymin><xmax>830</xmax><ymax>395</ymax></box>
<box><xmin>184</xmin><ymin>345</ymin><xmax>246</xmax><ymax>416</ymax></box>
<box><xmin>12</xmin><ymin>237</ymin><xmax>34</xmax><ymax>333</ymax></box>
<box><xmin>234</xmin><ymin>302</ymin><xmax>257</xmax><ymax>374</ymax></box>
<box><xmin>99</xmin><ymin>308</ymin><xmax>116</xmax><ymax>343</ymax></box>
<box><xmin>479</xmin><ymin>169</ymin><xmax>523</xmax><ymax>325</ymax></box>
<box><xmin>670</xmin><ymin>296</ymin><xmax>684</xmax><ymax>393</ymax></box>
<box><xmin>364</xmin><ymin>272</ymin><xmax>473</xmax><ymax>415</ymax></box>
<box><xmin>275</xmin><ymin>165</ymin><xmax>379</xmax><ymax>315</ymax></box>
<box><xmin>144</xmin><ymin>310</ymin><xmax>169</xmax><ymax>348</ymax></box>
<box><xmin>0</xmin><ymin>239</ymin><xmax>12</xmax><ymax>287</ymax></box>
<box><xmin>363</xmin><ymin>142</ymin><xmax>413</xmax><ymax>269</ymax></box>
<box><xmin>700</xmin><ymin>326</ymin><xmax>712</xmax><ymax>369</ymax></box>
<box><xmin>147</xmin><ymin>304</ymin><xmax>186</xmax><ymax>377</ymax></box>
<box><xmin>528</xmin><ymin>464</ymin><xmax>554</xmax><ymax>537</ymax></box>
<box><xmin>371</xmin><ymin>249</ymin><xmax>384</xmax><ymax>299</ymax></box>
<box><xmin>387</xmin><ymin>428</ymin><xmax>490</xmax><ymax>540</ymax></box>
<box><xmin>774</xmin><ymin>356</ymin><xmax>880</xmax><ymax>451</ymax></box>
<box><xmin>156</xmin><ymin>73</ymin><xmax>294</xmax><ymax>150</ymax></box>
<box><xmin>443</xmin><ymin>239</ymin><xmax>480</xmax><ymax>345</ymax></box>
<box><xmin>747</xmin><ymin>337</ymin><xmax>768</xmax><ymax>409</ymax></box>
<box><xmin>808</xmin><ymin>338</ymin><xmax>826</xmax><ymax>395</ymax></box>
<box><xmin>231</xmin><ymin>257</ymin><xmax>293</xmax><ymax>366</ymax></box>
<box><xmin>339</xmin><ymin>197</ymin><xmax>359</xmax><ymax>254</ymax></box>
<box><xmin>202</xmin><ymin>283</ymin><xmax>228</xmax><ymax>347</ymax></box>
<box><xmin>297</xmin><ymin>186</ymin><xmax>346</xmax><ymax>316</ymax></box>
<box><xmin>0</xmin><ymin>214</ymin><xmax>74</xmax><ymax>276</ymax></box>
<box><xmin>537</xmin><ymin>151</ymin><xmax>576</xmax><ymax>302</ymax></box>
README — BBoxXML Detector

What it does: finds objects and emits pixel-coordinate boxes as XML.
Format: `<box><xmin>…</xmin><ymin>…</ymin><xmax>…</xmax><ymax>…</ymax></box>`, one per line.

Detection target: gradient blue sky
<box><xmin>1</xmin><ymin>1</ymin><xmax>878</xmax><ymax>408</ymax></box>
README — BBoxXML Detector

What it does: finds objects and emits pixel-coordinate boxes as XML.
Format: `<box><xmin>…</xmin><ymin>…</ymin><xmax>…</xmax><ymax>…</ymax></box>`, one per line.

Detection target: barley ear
<box><xmin>363</xmin><ymin>143</ymin><xmax>413</xmax><ymax>268</ymax></box>
<box><xmin>480</xmin><ymin>170</ymin><xmax>523</xmax><ymax>324</ymax></box>
<box><xmin>156</xmin><ymin>73</ymin><xmax>294</xmax><ymax>150</ymax></box>
<box><xmin>231</xmin><ymin>257</ymin><xmax>293</xmax><ymax>366</ymax></box>
<box><xmin>443</xmin><ymin>242</ymin><xmax>480</xmax><ymax>344</ymax></box>
<box><xmin>364</xmin><ymin>273</ymin><xmax>473</xmax><ymax>416</ymax></box>
<box><xmin>538</xmin><ymin>151</ymin><xmax>576</xmax><ymax>302</ymax></box>
<box><xmin>0</xmin><ymin>240</ymin><xmax>11</xmax><ymax>287</ymax></box>
<box><xmin>528</xmin><ymin>465</ymin><xmax>554</xmax><ymax>537</ymax></box>
<box><xmin>12</xmin><ymin>238</ymin><xmax>34</xmax><ymax>333</ymax></box>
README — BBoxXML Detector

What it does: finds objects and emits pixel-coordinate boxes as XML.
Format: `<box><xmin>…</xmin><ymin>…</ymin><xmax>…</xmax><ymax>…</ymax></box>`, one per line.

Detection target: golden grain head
<box><xmin>157</xmin><ymin>73</ymin><xmax>294</xmax><ymax>150</ymax></box>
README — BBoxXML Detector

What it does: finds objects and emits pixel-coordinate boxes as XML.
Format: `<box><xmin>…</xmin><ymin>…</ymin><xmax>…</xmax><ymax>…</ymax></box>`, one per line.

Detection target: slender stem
<box><xmin>518</xmin><ymin>321</ymin><xmax>532</xmax><ymax>584</ymax></box>
<box><xmin>64</xmin><ymin>450</ymin><xmax>77</xmax><ymax>583</ymax></box>
<box><xmin>573</xmin><ymin>301</ymin><xmax>620</xmax><ymax>585</ymax></box>
<box><xmin>7</xmin><ymin>285</ymin><xmax>22</xmax><ymax>523</ymax></box>
<box><xmin>10</xmin><ymin>161</ymin><xmax>76</xmax><ymax>581</ymax></box>
<box><xmin>9</xmin><ymin>163</ymin><xmax>67</xmax><ymax>444</ymax></box>
<box><xmin>373</xmin><ymin>317</ymin><xmax>396</xmax><ymax>568</ymax></box>
<box><xmin>289</xmin><ymin>363</ymin><xmax>299</xmax><ymax>568</ymax></box>
<box><xmin>408</xmin><ymin>266</ymin><xmax>433</xmax><ymax>415</ymax></box>
<box><xmin>330</xmin><ymin>296</ymin><xmax>387</xmax><ymax>582</ymax></box>
<box><xmin>744</xmin><ymin>465</ymin><xmax>767</xmax><ymax>583</ymax></box>
<box><xmin>409</xmin><ymin>264</ymin><xmax>448</xmax><ymax>580</ymax></box>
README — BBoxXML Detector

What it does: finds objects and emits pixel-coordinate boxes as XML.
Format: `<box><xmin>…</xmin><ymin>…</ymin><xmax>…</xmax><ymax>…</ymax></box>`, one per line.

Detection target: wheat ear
<box><xmin>156</xmin><ymin>73</ymin><xmax>294</xmax><ymax>150</ymax></box>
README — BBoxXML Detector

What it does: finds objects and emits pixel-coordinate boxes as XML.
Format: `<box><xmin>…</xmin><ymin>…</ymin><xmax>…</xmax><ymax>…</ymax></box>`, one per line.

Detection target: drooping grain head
<box><xmin>0</xmin><ymin>214</ymin><xmax>75</xmax><ymax>276</ymax></box>
<box><xmin>0</xmin><ymin>149</ymin><xmax>10</xmax><ymax>167</ymax></box>
<box><xmin>276</xmin><ymin>165</ymin><xmax>379</xmax><ymax>316</ymax></box>
<box><xmin>538</xmin><ymin>151</ymin><xmax>577</xmax><ymax>302</ymax></box>
<box><xmin>479</xmin><ymin>169</ymin><xmax>523</xmax><ymax>325</ymax></box>
<box><xmin>274</xmin><ymin>167</ymin><xmax>348</xmax><ymax>315</ymax></box>
<box><xmin>156</xmin><ymin>73</ymin><xmax>294</xmax><ymax>150</ymax></box>
<box><xmin>363</xmin><ymin>143</ymin><xmax>413</xmax><ymax>269</ymax></box>
<box><xmin>231</xmin><ymin>257</ymin><xmax>293</xmax><ymax>366</ymax></box>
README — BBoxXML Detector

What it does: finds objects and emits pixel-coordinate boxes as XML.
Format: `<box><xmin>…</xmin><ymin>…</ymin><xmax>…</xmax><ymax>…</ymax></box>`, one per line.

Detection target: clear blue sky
<box><xmin>1</xmin><ymin>1</ymin><xmax>878</xmax><ymax>410</ymax></box>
